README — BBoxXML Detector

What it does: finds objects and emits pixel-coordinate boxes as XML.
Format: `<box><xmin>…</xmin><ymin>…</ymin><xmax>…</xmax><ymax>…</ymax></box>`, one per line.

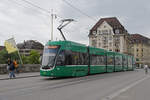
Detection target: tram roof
<box><xmin>46</xmin><ymin>40</ymin><xmax>86</xmax><ymax>47</ymax></box>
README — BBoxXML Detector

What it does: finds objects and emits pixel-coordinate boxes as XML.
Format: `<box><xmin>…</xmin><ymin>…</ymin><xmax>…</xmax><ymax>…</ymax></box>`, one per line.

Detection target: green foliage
<box><xmin>0</xmin><ymin>48</ymin><xmax>40</xmax><ymax>64</ymax></box>
<box><xmin>0</xmin><ymin>49</ymin><xmax>9</xmax><ymax>64</ymax></box>
<box><xmin>28</xmin><ymin>50</ymin><xmax>40</xmax><ymax>64</ymax></box>
<box><xmin>21</xmin><ymin>55</ymin><xmax>29</xmax><ymax>64</ymax></box>
<box><xmin>10</xmin><ymin>51</ymin><xmax>19</xmax><ymax>61</ymax></box>
<box><xmin>0</xmin><ymin>48</ymin><xmax>19</xmax><ymax>64</ymax></box>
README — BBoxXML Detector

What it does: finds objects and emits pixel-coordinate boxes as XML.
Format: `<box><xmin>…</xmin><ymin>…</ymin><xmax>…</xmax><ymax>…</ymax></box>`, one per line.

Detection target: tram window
<box><xmin>107</xmin><ymin>55</ymin><xmax>114</xmax><ymax>65</ymax></box>
<box><xmin>65</xmin><ymin>50</ymin><xmax>72</xmax><ymax>65</ymax></box>
<box><xmin>115</xmin><ymin>56</ymin><xmax>122</xmax><ymax>65</ymax></box>
<box><xmin>56</xmin><ymin>51</ymin><xmax>65</xmax><ymax>66</ymax></box>
<box><xmin>65</xmin><ymin>50</ymin><xmax>88</xmax><ymax>65</ymax></box>
<box><xmin>91</xmin><ymin>55</ymin><xmax>106</xmax><ymax>65</ymax></box>
<box><xmin>82</xmin><ymin>53</ymin><xmax>88</xmax><ymax>65</ymax></box>
<box><xmin>123</xmin><ymin>57</ymin><xmax>127</xmax><ymax>66</ymax></box>
<box><xmin>71</xmin><ymin>52</ymin><xmax>80</xmax><ymax>65</ymax></box>
<box><xmin>91</xmin><ymin>55</ymin><xmax>97</xmax><ymax>65</ymax></box>
<box><xmin>71</xmin><ymin>52</ymin><xmax>88</xmax><ymax>65</ymax></box>
<box><xmin>128</xmin><ymin>57</ymin><xmax>132</xmax><ymax>66</ymax></box>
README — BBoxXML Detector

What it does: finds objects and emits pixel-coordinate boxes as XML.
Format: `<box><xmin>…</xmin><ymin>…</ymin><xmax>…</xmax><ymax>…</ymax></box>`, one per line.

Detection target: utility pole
<box><xmin>51</xmin><ymin>9</ymin><xmax>53</xmax><ymax>41</ymax></box>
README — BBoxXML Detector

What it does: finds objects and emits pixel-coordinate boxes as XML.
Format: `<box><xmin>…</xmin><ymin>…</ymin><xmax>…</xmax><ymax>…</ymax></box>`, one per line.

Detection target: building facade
<box><xmin>130</xmin><ymin>34</ymin><xmax>150</xmax><ymax>67</ymax></box>
<box><xmin>89</xmin><ymin>17</ymin><xmax>129</xmax><ymax>53</ymax></box>
<box><xmin>17</xmin><ymin>40</ymin><xmax>44</xmax><ymax>56</ymax></box>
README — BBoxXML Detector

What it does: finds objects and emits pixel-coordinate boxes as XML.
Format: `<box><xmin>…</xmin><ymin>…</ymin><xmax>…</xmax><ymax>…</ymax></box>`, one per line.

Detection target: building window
<box><xmin>137</xmin><ymin>49</ymin><xmax>139</xmax><ymax>52</ymax></box>
<box><xmin>98</xmin><ymin>30</ymin><xmax>101</xmax><ymax>34</ymax></box>
<box><xmin>93</xmin><ymin>31</ymin><xmax>96</xmax><ymax>35</ymax></box>
<box><xmin>109</xmin><ymin>30</ymin><xmax>112</xmax><ymax>34</ymax></box>
<box><xmin>92</xmin><ymin>40</ymin><xmax>97</xmax><ymax>47</ymax></box>
<box><xmin>115</xmin><ymin>29</ymin><xmax>119</xmax><ymax>34</ymax></box>
<box><xmin>103</xmin><ymin>36</ymin><xmax>108</xmax><ymax>41</ymax></box>
<box><xmin>103</xmin><ymin>43</ymin><xmax>106</xmax><ymax>46</ymax></box>
<box><xmin>109</xmin><ymin>43</ymin><xmax>112</xmax><ymax>47</ymax></box>
<box><xmin>115</xmin><ymin>49</ymin><xmax>120</xmax><ymax>52</ymax></box>
<box><xmin>102</xmin><ymin>30</ymin><xmax>108</xmax><ymax>34</ymax></box>
<box><xmin>99</xmin><ymin>43</ymin><xmax>101</xmax><ymax>47</ymax></box>
<box><xmin>109</xmin><ymin>36</ymin><xmax>112</xmax><ymax>40</ymax></box>
<box><xmin>115</xmin><ymin>37</ymin><xmax>120</xmax><ymax>41</ymax></box>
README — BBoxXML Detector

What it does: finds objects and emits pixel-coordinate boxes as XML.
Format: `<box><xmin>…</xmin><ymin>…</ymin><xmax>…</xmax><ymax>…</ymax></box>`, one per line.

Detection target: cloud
<box><xmin>0</xmin><ymin>0</ymin><xmax>150</xmax><ymax>46</ymax></box>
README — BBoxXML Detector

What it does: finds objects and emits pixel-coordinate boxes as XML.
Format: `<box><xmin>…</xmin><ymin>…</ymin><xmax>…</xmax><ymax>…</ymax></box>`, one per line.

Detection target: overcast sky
<box><xmin>0</xmin><ymin>0</ymin><xmax>150</xmax><ymax>46</ymax></box>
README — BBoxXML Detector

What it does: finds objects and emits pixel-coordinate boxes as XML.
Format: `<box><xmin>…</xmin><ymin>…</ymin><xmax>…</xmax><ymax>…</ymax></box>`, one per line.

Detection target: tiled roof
<box><xmin>89</xmin><ymin>17</ymin><xmax>127</xmax><ymax>35</ymax></box>
<box><xmin>130</xmin><ymin>34</ymin><xmax>150</xmax><ymax>43</ymax></box>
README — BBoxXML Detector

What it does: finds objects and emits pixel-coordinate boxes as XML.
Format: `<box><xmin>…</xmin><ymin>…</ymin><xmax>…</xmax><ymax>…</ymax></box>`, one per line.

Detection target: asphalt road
<box><xmin>0</xmin><ymin>69</ymin><xmax>149</xmax><ymax>100</ymax></box>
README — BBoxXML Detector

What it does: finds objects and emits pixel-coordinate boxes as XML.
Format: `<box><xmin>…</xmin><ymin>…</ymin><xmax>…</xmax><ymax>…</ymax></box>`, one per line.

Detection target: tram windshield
<box><xmin>42</xmin><ymin>45</ymin><xmax>60</xmax><ymax>67</ymax></box>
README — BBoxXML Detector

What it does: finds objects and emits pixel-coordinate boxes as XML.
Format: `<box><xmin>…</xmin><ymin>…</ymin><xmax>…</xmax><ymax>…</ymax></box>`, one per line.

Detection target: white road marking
<box><xmin>101</xmin><ymin>75</ymin><xmax>150</xmax><ymax>100</ymax></box>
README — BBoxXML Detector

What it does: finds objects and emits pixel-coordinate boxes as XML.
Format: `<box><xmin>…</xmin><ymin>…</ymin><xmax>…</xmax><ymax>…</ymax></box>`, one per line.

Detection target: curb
<box><xmin>0</xmin><ymin>75</ymin><xmax>40</xmax><ymax>80</ymax></box>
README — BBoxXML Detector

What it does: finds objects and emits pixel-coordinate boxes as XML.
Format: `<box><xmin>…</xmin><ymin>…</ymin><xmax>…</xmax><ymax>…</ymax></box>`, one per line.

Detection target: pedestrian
<box><xmin>144</xmin><ymin>64</ymin><xmax>148</xmax><ymax>75</ymax></box>
<box><xmin>9</xmin><ymin>60</ymin><xmax>16</xmax><ymax>79</ymax></box>
<box><xmin>13</xmin><ymin>60</ymin><xmax>19</xmax><ymax>74</ymax></box>
<box><xmin>7</xmin><ymin>58</ymin><xmax>11</xmax><ymax>71</ymax></box>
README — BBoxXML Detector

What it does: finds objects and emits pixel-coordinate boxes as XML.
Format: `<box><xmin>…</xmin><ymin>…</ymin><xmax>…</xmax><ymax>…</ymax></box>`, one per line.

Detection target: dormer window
<box><xmin>115</xmin><ymin>29</ymin><xmax>119</xmax><ymax>34</ymax></box>
<box><xmin>93</xmin><ymin>31</ymin><xmax>96</xmax><ymax>35</ymax></box>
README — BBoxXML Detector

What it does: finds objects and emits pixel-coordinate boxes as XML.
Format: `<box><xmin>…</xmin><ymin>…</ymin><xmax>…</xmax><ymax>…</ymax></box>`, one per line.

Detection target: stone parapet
<box><xmin>0</xmin><ymin>64</ymin><xmax>40</xmax><ymax>74</ymax></box>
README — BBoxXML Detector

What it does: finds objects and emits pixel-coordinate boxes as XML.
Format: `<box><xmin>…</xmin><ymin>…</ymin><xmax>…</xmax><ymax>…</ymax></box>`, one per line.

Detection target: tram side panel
<box><xmin>132</xmin><ymin>56</ymin><xmax>136</xmax><ymax>70</ymax></box>
<box><xmin>89</xmin><ymin>47</ymin><xmax>107</xmax><ymax>74</ymax></box>
<box><xmin>62</xmin><ymin>46</ymin><xmax>89</xmax><ymax>77</ymax></box>
<box><xmin>122</xmin><ymin>55</ymin><xmax>128</xmax><ymax>71</ymax></box>
<box><xmin>127</xmin><ymin>56</ymin><xmax>133</xmax><ymax>71</ymax></box>
<box><xmin>106</xmin><ymin>52</ymin><xmax>115</xmax><ymax>73</ymax></box>
<box><xmin>114</xmin><ymin>53</ymin><xmax>123</xmax><ymax>72</ymax></box>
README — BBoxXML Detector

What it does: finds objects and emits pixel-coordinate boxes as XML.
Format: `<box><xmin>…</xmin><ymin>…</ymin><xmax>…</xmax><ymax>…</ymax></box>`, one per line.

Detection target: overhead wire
<box><xmin>14</xmin><ymin>0</ymin><xmax>64</xmax><ymax>19</ymax></box>
<box><xmin>6</xmin><ymin>0</ymin><xmax>92</xmax><ymax>40</ymax></box>
<box><xmin>18</xmin><ymin>0</ymin><xmax>50</xmax><ymax>13</ymax></box>
<box><xmin>62</xmin><ymin>0</ymin><xmax>97</xmax><ymax>22</ymax></box>
<box><xmin>7</xmin><ymin>0</ymin><xmax>53</xmax><ymax>26</ymax></box>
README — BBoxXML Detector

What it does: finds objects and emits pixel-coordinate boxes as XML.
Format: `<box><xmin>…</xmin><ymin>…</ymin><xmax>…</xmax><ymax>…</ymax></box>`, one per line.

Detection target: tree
<box><xmin>28</xmin><ymin>50</ymin><xmax>40</xmax><ymax>64</ymax></box>
<box><xmin>21</xmin><ymin>55</ymin><xmax>29</xmax><ymax>64</ymax></box>
<box><xmin>0</xmin><ymin>49</ymin><xmax>9</xmax><ymax>64</ymax></box>
<box><xmin>0</xmin><ymin>48</ymin><xmax>19</xmax><ymax>64</ymax></box>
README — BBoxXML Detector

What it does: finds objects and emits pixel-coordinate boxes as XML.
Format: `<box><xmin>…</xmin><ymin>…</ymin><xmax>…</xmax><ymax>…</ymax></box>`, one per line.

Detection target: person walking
<box><xmin>9</xmin><ymin>60</ymin><xmax>16</xmax><ymax>79</ymax></box>
<box><xmin>144</xmin><ymin>64</ymin><xmax>148</xmax><ymax>75</ymax></box>
<box><xmin>13</xmin><ymin>60</ymin><xmax>19</xmax><ymax>74</ymax></box>
<box><xmin>7</xmin><ymin>58</ymin><xmax>11</xmax><ymax>71</ymax></box>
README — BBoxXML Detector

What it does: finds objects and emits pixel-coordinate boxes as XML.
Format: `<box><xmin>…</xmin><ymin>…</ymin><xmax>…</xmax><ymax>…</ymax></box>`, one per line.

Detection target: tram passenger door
<box><xmin>56</xmin><ymin>51</ymin><xmax>65</xmax><ymax>66</ymax></box>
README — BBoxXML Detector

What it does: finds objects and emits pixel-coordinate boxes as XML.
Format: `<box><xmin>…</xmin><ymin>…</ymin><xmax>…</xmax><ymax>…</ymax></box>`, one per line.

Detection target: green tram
<box><xmin>40</xmin><ymin>40</ymin><xmax>135</xmax><ymax>77</ymax></box>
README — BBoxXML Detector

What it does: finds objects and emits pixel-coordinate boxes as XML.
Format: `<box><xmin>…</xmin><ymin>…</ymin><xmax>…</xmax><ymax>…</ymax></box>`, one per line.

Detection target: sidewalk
<box><xmin>0</xmin><ymin>72</ymin><xmax>40</xmax><ymax>80</ymax></box>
